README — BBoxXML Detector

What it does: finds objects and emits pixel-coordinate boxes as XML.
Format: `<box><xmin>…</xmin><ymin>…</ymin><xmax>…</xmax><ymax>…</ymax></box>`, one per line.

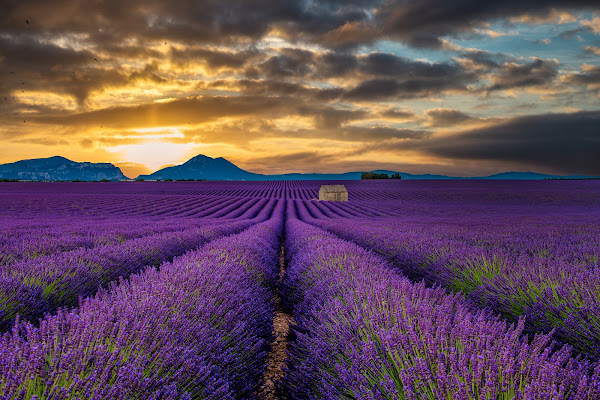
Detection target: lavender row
<box><xmin>305</xmin><ymin>212</ymin><xmax>600</xmax><ymax>358</ymax></box>
<box><xmin>0</xmin><ymin>219</ymin><xmax>258</xmax><ymax>331</ymax></box>
<box><xmin>281</xmin><ymin>216</ymin><xmax>600</xmax><ymax>399</ymax></box>
<box><xmin>0</xmin><ymin>217</ymin><xmax>218</xmax><ymax>265</ymax></box>
<box><xmin>0</xmin><ymin>204</ymin><xmax>284</xmax><ymax>399</ymax></box>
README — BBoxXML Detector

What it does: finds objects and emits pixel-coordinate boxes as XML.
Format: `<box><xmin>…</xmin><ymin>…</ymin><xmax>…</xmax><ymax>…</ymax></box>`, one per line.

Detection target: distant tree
<box><xmin>72</xmin><ymin>179</ymin><xmax>82</xmax><ymax>182</ymax></box>
<box><xmin>135</xmin><ymin>178</ymin><xmax>145</xmax><ymax>182</ymax></box>
<box><xmin>0</xmin><ymin>179</ymin><xmax>19</xmax><ymax>182</ymax></box>
<box><xmin>100</xmin><ymin>179</ymin><xmax>110</xmax><ymax>182</ymax></box>
<box><xmin>164</xmin><ymin>178</ymin><xmax>173</xmax><ymax>181</ymax></box>
<box><xmin>390</xmin><ymin>173</ymin><xmax>402</xmax><ymax>179</ymax></box>
<box><xmin>361</xmin><ymin>172</ymin><xmax>389</xmax><ymax>180</ymax></box>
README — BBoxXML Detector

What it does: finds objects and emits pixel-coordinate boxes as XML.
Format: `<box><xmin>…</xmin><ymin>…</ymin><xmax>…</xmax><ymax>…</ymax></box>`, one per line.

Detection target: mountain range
<box><xmin>0</xmin><ymin>156</ymin><xmax>127</xmax><ymax>181</ymax></box>
<box><xmin>0</xmin><ymin>155</ymin><xmax>595</xmax><ymax>181</ymax></box>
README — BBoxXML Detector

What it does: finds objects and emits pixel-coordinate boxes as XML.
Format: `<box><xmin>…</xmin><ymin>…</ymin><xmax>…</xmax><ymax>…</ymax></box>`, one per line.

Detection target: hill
<box><xmin>136</xmin><ymin>154</ymin><xmax>259</xmax><ymax>181</ymax></box>
<box><xmin>2</xmin><ymin>154</ymin><xmax>595</xmax><ymax>181</ymax></box>
<box><xmin>0</xmin><ymin>156</ymin><xmax>127</xmax><ymax>181</ymax></box>
<box><xmin>137</xmin><ymin>156</ymin><xmax>594</xmax><ymax>180</ymax></box>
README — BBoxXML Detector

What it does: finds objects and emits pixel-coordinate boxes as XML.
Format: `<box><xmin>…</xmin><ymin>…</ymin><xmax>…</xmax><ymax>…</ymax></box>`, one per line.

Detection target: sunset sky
<box><xmin>1</xmin><ymin>1</ymin><xmax>599</xmax><ymax>178</ymax></box>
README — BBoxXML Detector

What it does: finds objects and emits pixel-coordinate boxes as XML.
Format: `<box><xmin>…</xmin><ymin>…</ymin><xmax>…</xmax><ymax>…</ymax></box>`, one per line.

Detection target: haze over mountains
<box><xmin>0</xmin><ymin>155</ymin><xmax>595</xmax><ymax>181</ymax></box>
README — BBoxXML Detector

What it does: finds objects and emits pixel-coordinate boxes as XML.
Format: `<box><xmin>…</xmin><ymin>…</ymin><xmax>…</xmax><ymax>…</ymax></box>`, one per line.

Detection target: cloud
<box><xmin>558</xmin><ymin>27</ymin><xmax>589</xmax><ymax>40</ymax></box>
<box><xmin>485</xmin><ymin>58</ymin><xmax>559</xmax><ymax>92</ymax></box>
<box><xmin>170</xmin><ymin>47</ymin><xmax>258</xmax><ymax>71</ymax></box>
<box><xmin>580</xmin><ymin>16</ymin><xmax>600</xmax><ymax>34</ymax></box>
<box><xmin>2</xmin><ymin>0</ymin><xmax>600</xmax><ymax>176</ymax></box>
<box><xmin>377</xmin><ymin>1</ymin><xmax>597</xmax><ymax>49</ymax></box>
<box><xmin>531</xmin><ymin>38</ymin><xmax>552</xmax><ymax>45</ymax></box>
<box><xmin>3</xmin><ymin>1</ymin><xmax>595</xmax><ymax>54</ymax></box>
<box><xmin>10</xmin><ymin>137</ymin><xmax>69</xmax><ymax>146</ymax></box>
<box><xmin>562</xmin><ymin>64</ymin><xmax>600</xmax><ymax>86</ymax></box>
<box><xmin>584</xmin><ymin>45</ymin><xmax>600</xmax><ymax>56</ymax></box>
<box><xmin>257</xmin><ymin>48</ymin><xmax>315</xmax><ymax>78</ymax></box>
<box><xmin>419</xmin><ymin>111</ymin><xmax>600</xmax><ymax>175</ymax></box>
<box><xmin>378</xmin><ymin>108</ymin><xmax>417</xmax><ymax>121</ymax></box>
<box><xmin>33</xmin><ymin>95</ymin><xmax>295</xmax><ymax>128</ymax></box>
<box><xmin>425</xmin><ymin>108</ymin><xmax>475</xmax><ymax>127</ymax></box>
<box><xmin>302</xmin><ymin>107</ymin><xmax>368</xmax><ymax>129</ymax></box>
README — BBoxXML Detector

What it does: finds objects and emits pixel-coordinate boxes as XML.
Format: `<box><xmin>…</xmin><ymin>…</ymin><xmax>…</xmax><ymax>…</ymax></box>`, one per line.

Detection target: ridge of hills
<box><xmin>0</xmin><ymin>154</ymin><xmax>595</xmax><ymax>181</ymax></box>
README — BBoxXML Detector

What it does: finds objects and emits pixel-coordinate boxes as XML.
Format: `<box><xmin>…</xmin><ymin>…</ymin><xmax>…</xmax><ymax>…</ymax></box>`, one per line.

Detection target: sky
<box><xmin>0</xmin><ymin>1</ymin><xmax>599</xmax><ymax>178</ymax></box>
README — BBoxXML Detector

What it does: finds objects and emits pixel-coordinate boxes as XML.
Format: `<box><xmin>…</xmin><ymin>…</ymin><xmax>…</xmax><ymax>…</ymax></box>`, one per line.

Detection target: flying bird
<box><xmin>25</xmin><ymin>19</ymin><xmax>29</xmax><ymax>25</ymax></box>
<box><xmin>93</xmin><ymin>58</ymin><xmax>98</xmax><ymax>61</ymax></box>
<box><xmin>3</xmin><ymin>97</ymin><xmax>7</xmax><ymax>100</ymax></box>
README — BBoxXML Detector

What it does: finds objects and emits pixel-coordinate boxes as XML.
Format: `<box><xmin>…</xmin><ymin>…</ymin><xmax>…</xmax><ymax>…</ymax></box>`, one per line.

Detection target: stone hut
<box><xmin>319</xmin><ymin>185</ymin><xmax>348</xmax><ymax>201</ymax></box>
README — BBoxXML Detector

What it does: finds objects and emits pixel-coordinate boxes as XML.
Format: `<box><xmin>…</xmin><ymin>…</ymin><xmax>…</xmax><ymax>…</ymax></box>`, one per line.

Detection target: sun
<box><xmin>109</xmin><ymin>141</ymin><xmax>197</xmax><ymax>173</ymax></box>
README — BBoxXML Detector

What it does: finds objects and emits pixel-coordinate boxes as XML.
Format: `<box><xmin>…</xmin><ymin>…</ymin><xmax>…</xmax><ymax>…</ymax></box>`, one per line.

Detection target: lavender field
<box><xmin>1</xmin><ymin>180</ymin><xmax>599</xmax><ymax>399</ymax></box>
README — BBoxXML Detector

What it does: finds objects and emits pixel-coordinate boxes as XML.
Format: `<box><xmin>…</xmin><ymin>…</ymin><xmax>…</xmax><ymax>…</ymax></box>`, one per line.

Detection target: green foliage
<box><xmin>390</xmin><ymin>173</ymin><xmax>402</xmax><ymax>179</ymax></box>
<box><xmin>361</xmin><ymin>172</ymin><xmax>389</xmax><ymax>180</ymax></box>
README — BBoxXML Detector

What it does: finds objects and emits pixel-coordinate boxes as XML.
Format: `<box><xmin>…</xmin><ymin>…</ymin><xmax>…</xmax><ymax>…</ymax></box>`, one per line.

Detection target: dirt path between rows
<box><xmin>258</xmin><ymin>242</ymin><xmax>294</xmax><ymax>399</ymax></box>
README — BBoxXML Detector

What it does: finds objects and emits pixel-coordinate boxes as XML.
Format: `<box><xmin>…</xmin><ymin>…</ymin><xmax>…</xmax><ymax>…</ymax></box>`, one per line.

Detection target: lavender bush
<box><xmin>0</xmin><ymin>201</ymin><xmax>284</xmax><ymax>399</ymax></box>
<box><xmin>281</xmin><ymin>216</ymin><xmax>600</xmax><ymax>399</ymax></box>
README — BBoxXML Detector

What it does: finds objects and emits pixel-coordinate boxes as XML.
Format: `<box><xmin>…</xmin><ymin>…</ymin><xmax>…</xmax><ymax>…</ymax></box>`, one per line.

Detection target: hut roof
<box><xmin>319</xmin><ymin>185</ymin><xmax>347</xmax><ymax>193</ymax></box>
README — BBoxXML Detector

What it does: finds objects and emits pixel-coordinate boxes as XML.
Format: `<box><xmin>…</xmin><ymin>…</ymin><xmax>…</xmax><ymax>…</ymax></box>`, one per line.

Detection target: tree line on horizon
<box><xmin>360</xmin><ymin>172</ymin><xmax>402</xmax><ymax>180</ymax></box>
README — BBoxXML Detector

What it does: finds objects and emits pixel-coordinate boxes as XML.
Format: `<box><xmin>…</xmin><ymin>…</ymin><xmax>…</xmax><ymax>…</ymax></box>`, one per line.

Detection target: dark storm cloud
<box><xmin>1</xmin><ymin>1</ymin><xmax>591</xmax><ymax>108</ymax></box>
<box><xmin>425</xmin><ymin>109</ymin><xmax>474</xmax><ymax>127</ymax></box>
<box><xmin>228</xmin><ymin>79</ymin><xmax>344</xmax><ymax>102</ymax></box>
<box><xmin>257</xmin><ymin>48</ymin><xmax>315</xmax><ymax>78</ymax></box>
<box><xmin>3</xmin><ymin>1</ymin><xmax>595</xmax><ymax>52</ymax></box>
<box><xmin>242</xmin><ymin>151</ymin><xmax>340</xmax><ymax>173</ymax></box>
<box><xmin>485</xmin><ymin>58</ymin><xmax>559</xmax><ymax>92</ymax></box>
<box><xmin>559</xmin><ymin>27</ymin><xmax>591</xmax><ymax>40</ymax></box>
<box><xmin>563</xmin><ymin>65</ymin><xmax>600</xmax><ymax>86</ymax></box>
<box><xmin>0</xmin><ymin>0</ymin><xmax>302</xmax><ymax>43</ymax></box>
<box><xmin>312</xmin><ymin>51</ymin><xmax>477</xmax><ymax>83</ymax></box>
<box><xmin>33</xmin><ymin>95</ymin><xmax>293</xmax><ymax>128</ymax></box>
<box><xmin>0</xmin><ymin>34</ymin><xmax>167</xmax><ymax>104</ymax></box>
<box><xmin>300</xmin><ymin>107</ymin><xmax>368</xmax><ymax>129</ymax></box>
<box><xmin>333</xmin><ymin>53</ymin><xmax>479</xmax><ymax>100</ymax></box>
<box><xmin>170</xmin><ymin>47</ymin><xmax>258</xmax><ymax>70</ymax></box>
<box><xmin>241</xmin><ymin>51</ymin><xmax>481</xmax><ymax>101</ymax></box>
<box><xmin>344</xmin><ymin>75</ymin><xmax>470</xmax><ymax>101</ymax></box>
<box><xmin>379</xmin><ymin>108</ymin><xmax>417</xmax><ymax>120</ymax></box>
<box><xmin>339</xmin><ymin>126</ymin><xmax>428</xmax><ymax>141</ymax></box>
<box><xmin>0</xmin><ymin>34</ymin><xmax>92</xmax><ymax>68</ymax></box>
<box><xmin>377</xmin><ymin>1</ymin><xmax>598</xmax><ymax>49</ymax></box>
<box><xmin>457</xmin><ymin>50</ymin><xmax>505</xmax><ymax>69</ymax></box>
<box><xmin>277</xmin><ymin>125</ymin><xmax>428</xmax><ymax>143</ymax></box>
<box><xmin>420</xmin><ymin>111</ymin><xmax>600</xmax><ymax>175</ymax></box>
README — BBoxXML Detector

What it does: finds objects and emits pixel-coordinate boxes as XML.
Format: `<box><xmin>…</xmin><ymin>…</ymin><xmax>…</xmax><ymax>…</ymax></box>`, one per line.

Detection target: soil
<box><xmin>258</xmin><ymin>242</ymin><xmax>294</xmax><ymax>400</ymax></box>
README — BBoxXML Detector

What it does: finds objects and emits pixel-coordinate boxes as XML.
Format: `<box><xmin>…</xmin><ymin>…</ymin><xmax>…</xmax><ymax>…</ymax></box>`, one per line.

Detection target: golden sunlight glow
<box><xmin>14</xmin><ymin>92</ymin><xmax>78</xmax><ymax>111</ymax></box>
<box><xmin>108</xmin><ymin>141</ymin><xmax>203</xmax><ymax>172</ymax></box>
